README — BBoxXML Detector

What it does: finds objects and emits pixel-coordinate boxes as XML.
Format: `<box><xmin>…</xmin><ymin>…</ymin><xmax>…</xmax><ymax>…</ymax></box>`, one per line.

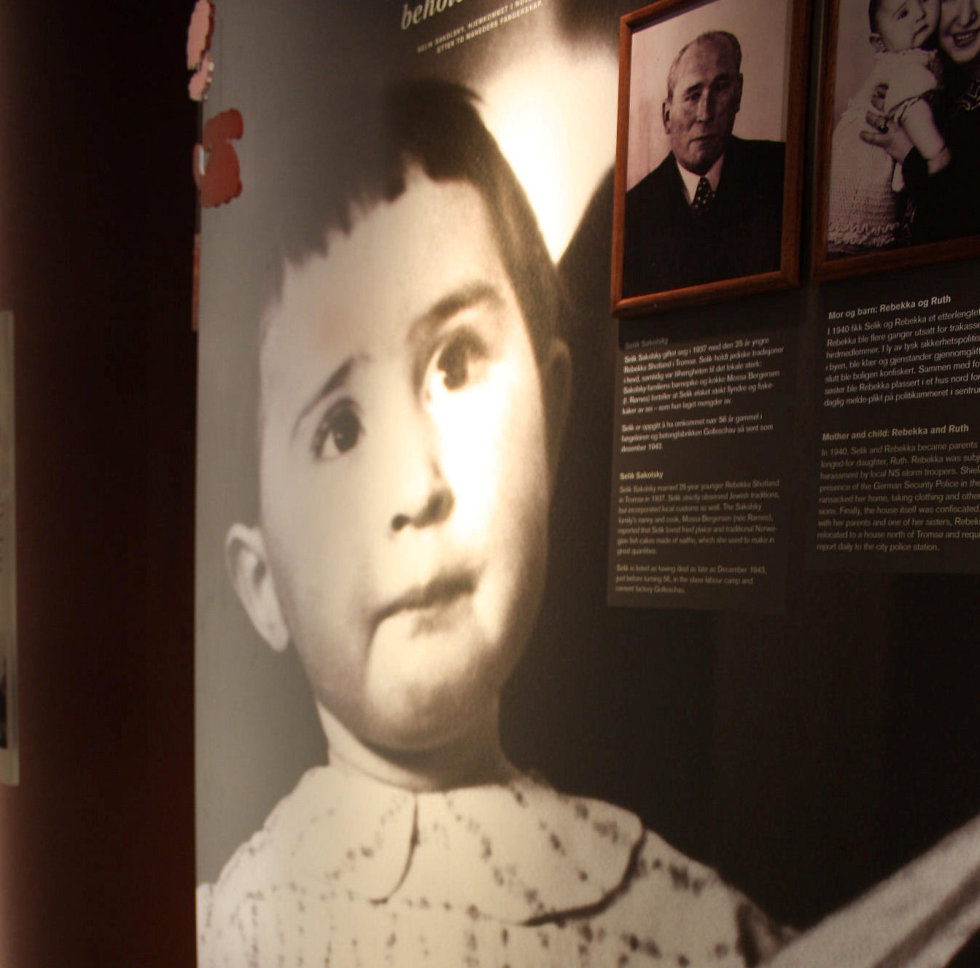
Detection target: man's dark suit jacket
<box><xmin>622</xmin><ymin>136</ymin><xmax>785</xmax><ymax>297</ymax></box>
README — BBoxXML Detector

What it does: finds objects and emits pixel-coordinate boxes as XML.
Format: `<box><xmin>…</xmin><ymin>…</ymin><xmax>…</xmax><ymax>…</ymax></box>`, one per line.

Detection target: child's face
<box><xmin>239</xmin><ymin>169</ymin><xmax>566</xmax><ymax>757</ymax></box>
<box><xmin>874</xmin><ymin>0</ymin><xmax>939</xmax><ymax>51</ymax></box>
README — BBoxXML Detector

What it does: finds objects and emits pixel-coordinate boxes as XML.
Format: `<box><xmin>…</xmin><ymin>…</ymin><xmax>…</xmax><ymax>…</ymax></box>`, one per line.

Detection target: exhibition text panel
<box><xmin>809</xmin><ymin>269</ymin><xmax>980</xmax><ymax>573</ymax></box>
<box><xmin>608</xmin><ymin>305</ymin><xmax>796</xmax><ymax>611</ymax></box>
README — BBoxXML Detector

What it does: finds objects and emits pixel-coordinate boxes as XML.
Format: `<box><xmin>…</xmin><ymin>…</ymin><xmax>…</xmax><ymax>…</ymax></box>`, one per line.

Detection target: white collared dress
<box><xmin>197</xmin><ymin>766</ymin><xmax>789</xmax><ymax>967</ymax></box>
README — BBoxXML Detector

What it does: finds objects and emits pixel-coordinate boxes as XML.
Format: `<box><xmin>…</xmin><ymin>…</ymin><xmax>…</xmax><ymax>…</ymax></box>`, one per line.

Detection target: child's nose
<box><xmin>390</xmin><ymin>469</ymin><xmax>453</xmax><ymax>532</ymax></box>
<box><xmin>388</xmin><ymin>414</ymin><xmax>454</xmax><ymax>533</ymax></box>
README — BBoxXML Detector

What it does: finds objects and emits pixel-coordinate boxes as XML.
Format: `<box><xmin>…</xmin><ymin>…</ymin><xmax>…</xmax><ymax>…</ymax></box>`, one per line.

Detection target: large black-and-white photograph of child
<box><xmin>194</xmin><ymin>1</ymin><xmax>805</xmax><ymax>965</ymax></box>
<box><xmin>815</xmin><ymin>0</ymin><xmax>980</xmax><ymax>278</ymax></box>
<box><xmin>194</xmin><ymin>2</ymin><xmax>980</xmax><ymax>967</ymax></box>
<box><xmin>611</xmin><ymin>0</ymin><xmax>809</xmax><ymax>315</ymax></box>
<box><xmin>197</xmin><ymin>1</ymin><xmax>759</xmax><ymax>964</ymax></box>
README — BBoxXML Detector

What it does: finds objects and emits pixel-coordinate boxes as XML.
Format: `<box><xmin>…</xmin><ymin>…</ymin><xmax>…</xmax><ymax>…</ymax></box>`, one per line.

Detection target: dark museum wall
<box><xmin>0</xmin><ymin>3</ymin><xmax>198</xmax><ymax>965</ymax></box>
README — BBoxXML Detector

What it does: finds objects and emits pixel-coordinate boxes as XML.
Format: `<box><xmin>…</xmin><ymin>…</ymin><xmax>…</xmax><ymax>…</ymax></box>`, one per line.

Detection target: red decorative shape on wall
<box><xmin>187</xmin><ymin>0</ymin><xmax>215</xmax><ymax>101</ymax></box>
<box><xmin>189</xmin><ymin>52</ymin><xmax>215</xmax><ymax>102</ymax></box>
<box><xmin>187</xmin><ymin>0</ymin><xmax>214</xmax><ymax>70</ymax></box>
<box><xmin>193</xmin><ymin>109</ymin><xmax>243</xmax><ymax>208</ymax></box>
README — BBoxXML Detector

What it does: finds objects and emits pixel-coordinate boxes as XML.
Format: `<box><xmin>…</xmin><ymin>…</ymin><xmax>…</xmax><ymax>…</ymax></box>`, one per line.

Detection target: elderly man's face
<box><xmin>663</xmin><ymin>38</ymin><xmax>743</xmax><ymax>175</ymax></box>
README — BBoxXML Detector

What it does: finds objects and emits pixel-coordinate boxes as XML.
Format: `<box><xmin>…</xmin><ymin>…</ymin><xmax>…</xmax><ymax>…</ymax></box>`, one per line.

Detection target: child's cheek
<box><xmin>439</xmin><ymin>367</ymin><xmax>534</xmax><ymax>516</ymax></box>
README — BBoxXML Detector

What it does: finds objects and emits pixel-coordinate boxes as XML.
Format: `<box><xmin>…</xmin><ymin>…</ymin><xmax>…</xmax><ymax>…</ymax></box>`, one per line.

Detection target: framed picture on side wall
<box><xmin>611</xmin><ymin>0</ymin><xmax>809</xmax><ymax>316</ymax></box>
<box><xmin>813</xmin><ymin>0</ymin><xmax>980</xmax><ymax>281</ymax></box>
<box><xmin>0</xmin><ymin>311</ymin><xmax>18</xmax><ymax>786</ymax></box>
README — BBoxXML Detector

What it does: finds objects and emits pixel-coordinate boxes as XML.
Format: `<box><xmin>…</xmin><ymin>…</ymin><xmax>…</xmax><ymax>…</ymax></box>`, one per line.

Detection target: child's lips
<box><xmin>374</xmin><ymin>570</ymin><xmax>478</xmax><ymax>629</ymax></box>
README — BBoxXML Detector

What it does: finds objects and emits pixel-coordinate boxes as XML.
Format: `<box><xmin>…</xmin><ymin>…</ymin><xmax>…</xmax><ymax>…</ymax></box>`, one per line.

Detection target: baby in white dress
<box><xmin>828</xmin><ymin>0</ymin><xmax>949</xmax><ymax>253</ymax></box>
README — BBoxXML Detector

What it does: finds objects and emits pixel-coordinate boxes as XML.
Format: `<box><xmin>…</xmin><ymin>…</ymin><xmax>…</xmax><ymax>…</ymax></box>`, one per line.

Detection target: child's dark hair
<box><xmin>213</xmin><ymin>0</ymin><xmax>563</xmax><ymax>366</ymax></box>
<box><xmin>259</xmin><ymin>79</ymin><xmax>564</xmax><ymax>366</ymax></box>
<box><xmin>207</xmin><ymin>5</ymin><xmax>566</xmax><ymax>524</ymax></box>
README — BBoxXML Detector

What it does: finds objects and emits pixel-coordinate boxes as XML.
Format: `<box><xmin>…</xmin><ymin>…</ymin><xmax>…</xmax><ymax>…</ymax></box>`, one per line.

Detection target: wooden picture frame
<box><xmin>611</xmin><ymin>0</ymin><xmax>809</xmax><ymax>317</ymax></box>
<box><xmin>0</xmin><ymin>311</ymin><xmax>18</xmax><ymax>786</ymax></box>
<box><xmin>813</xmin><ymin>0</ymin><xmax>980</xmax><ymax>282</ymax></box>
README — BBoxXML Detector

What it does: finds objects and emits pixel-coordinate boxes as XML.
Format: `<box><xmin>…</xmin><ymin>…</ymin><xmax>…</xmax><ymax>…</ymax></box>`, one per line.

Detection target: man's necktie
<box><xmin>692</xmin><ymin>175</ymin><xmax>714</xmax><ymax>215</ymax></box>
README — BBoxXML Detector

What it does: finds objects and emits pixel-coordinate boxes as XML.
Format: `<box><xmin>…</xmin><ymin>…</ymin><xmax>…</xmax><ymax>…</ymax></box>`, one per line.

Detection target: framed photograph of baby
<box><xmin>814</xmin><ymin>0</ymin><xmax>980</xmax><ymax>281</ymax></box>
<box><xmin>611</xmin><ymin>0</ymin><xmax>810</xmax><ymax>317</ymax></box>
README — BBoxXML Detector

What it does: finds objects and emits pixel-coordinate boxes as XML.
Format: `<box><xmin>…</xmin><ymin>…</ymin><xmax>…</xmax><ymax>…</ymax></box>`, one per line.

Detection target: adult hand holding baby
<box><xmin>859</xmin><ymin>83</ymin><xmax>915</xmax><ymax>162</ymax></box>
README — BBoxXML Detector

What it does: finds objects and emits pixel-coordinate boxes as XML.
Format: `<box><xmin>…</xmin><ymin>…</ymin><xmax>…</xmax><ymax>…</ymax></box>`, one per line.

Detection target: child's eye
<box><xmin>311</xmin><ymin>400</ymin><xmax>363</xmax><ymax>460</ymax></box>
<box><xmin>431</xmin><ymin>330</ymin><xmax>488</xmax><ymax>394</ymax></box>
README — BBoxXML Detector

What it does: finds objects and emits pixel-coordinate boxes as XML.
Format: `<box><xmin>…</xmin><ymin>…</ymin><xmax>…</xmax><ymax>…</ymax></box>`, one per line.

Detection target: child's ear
<box><xmin>543</xmin><ymin>337</ymin><xmax>572</xmax><ymax>485</ymax></box>
<box><xmin>870</xmin><ymin>33</ymin><xmax>887</xmax><ymax>53</ymax></box>
<box><xmin>225</xmin><ymin>523</ymin><xmax>290</xmax><ymax>653</ymax></box>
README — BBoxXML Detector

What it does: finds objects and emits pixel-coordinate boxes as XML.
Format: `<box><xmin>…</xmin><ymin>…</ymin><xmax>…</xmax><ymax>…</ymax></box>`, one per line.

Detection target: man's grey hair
<box><xmin>665</xmin><ymin>30</ymin><xmax>742</xmax><ymax>101</ymax></box>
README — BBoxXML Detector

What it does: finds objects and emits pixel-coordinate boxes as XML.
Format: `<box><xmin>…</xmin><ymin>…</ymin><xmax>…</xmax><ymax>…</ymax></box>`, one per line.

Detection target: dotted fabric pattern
<box><xmin>197</xmin><ymin>766</ymin><xmax>787</xmax><ymax>967</ymax></box>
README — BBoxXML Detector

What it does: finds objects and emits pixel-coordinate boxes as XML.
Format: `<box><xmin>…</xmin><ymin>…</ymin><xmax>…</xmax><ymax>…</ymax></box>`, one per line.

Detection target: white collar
<box><xmin>675</xmin><ymin>153</ymin><xmax>724</xmax><ymax>206</ymax></box>
<box><xmin>258</xmin><ymin>764</ymin><xmax>644</xmax><ymax>923</ymax></box>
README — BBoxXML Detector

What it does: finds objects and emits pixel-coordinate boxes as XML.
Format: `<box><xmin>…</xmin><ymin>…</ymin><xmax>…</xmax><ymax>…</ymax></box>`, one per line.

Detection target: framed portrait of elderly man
<box><xmin>813</xmin><ymin>0</ymin><xmax>980</xmax><ymax>281</ymax></box>
<box><xmin>611</xmin><ymin>0</ymin><xmax>810</xmax><ymax>316</ymax></box>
